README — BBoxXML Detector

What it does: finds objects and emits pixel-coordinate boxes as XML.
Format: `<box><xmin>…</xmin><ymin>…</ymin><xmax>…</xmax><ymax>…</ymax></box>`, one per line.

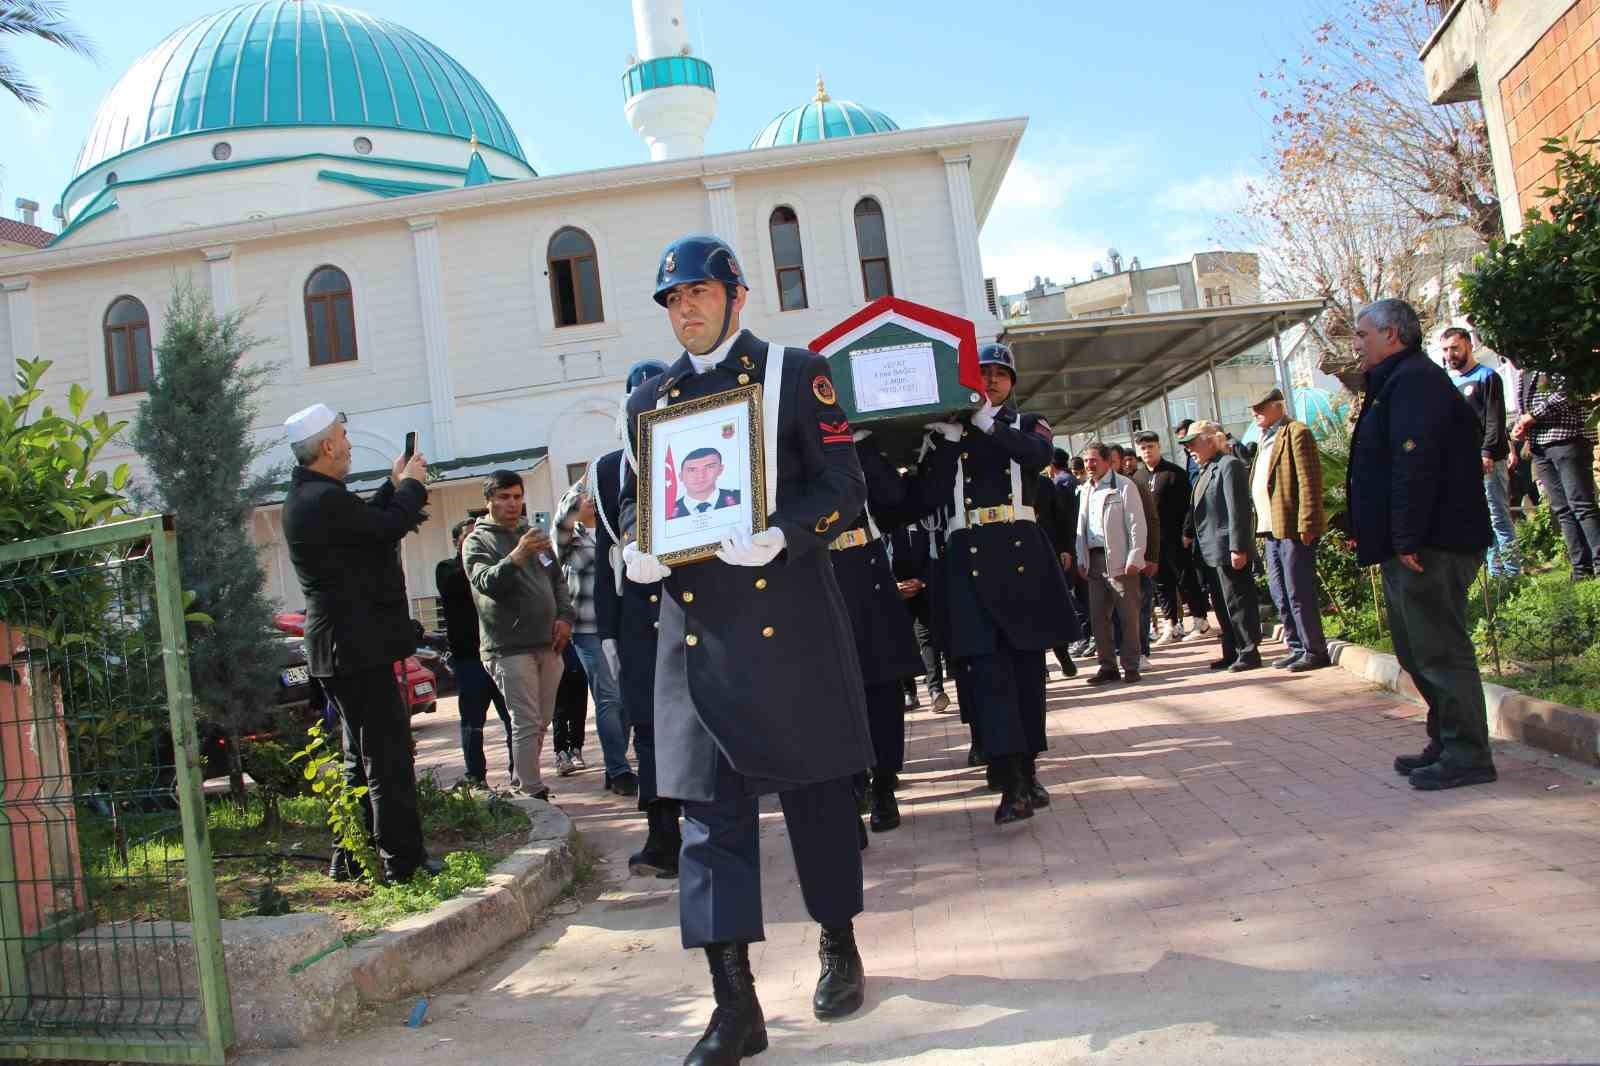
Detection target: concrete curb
<box><xmin>1328</xmin><ymin>640</ymin><xmax>1600</xmax><ymax>767</ymax></box>
<box><xmin>346</xmin><ymin>796</ymin><xmax>578</xmax><ymax>1002</ymax></box>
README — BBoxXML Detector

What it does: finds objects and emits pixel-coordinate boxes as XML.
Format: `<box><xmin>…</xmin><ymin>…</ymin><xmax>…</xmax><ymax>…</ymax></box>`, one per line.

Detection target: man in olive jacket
<box><xmin>1349</xmin><ymin>300</ymin><xmax>1495</xmax><ymax>791</ymax></box>
<box><xmin>1248</xmin><ymin>387</ymin><xmax>1330</xmax><ymax>672</ymax></box>
<box><xmin>281</xmin><ymin>404</ymin><xmax>435</xmax><ymax>883</ymax></box>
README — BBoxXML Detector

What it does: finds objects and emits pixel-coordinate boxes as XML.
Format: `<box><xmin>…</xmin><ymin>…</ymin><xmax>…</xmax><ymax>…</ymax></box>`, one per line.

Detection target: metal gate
<box><xmin>0</xmin><ymin>516</ymin><xmax>231</xmax><ymax>1063</ymax></box>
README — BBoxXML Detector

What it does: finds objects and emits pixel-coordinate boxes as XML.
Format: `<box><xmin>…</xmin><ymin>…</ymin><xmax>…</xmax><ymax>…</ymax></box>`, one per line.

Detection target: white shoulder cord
<box><xmin>762</xmin><ymin>342</ymin><xmax>783</xmax><ymax>518</ymax></box>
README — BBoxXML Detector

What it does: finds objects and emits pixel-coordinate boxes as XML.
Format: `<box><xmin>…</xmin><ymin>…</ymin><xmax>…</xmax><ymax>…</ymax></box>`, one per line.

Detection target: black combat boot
<box><xmin>328</xmin><ymin>846</ymin><xmax>355</xmax><ymax>883</ymax></box>
<box><xmin>1022</xmin><ymin>753</ymin><xmax>1050</xmax><ymax>809</ymax></box>
<box><xmin>812</xmin><ymin>922</ymin><xmax>866</xmax><ymax>1020</ymax></box>
<box><xmin>869</xmin><ymin>770</ymin><xmax>900</xmax><ymax>833</ymax></box>
<box><xmin>628</xmin><ymin>799</ymin><xmax>682</xmax><ymax>879</ymax></box>
<box><xmin>994</xmin><ymin>755</ymin><xmax>1034</xmax><ymax>826</ymax></box>
<box><xmin>684</xmin><ymin>942</ymin><xmax>766</xmax><ymax>1065</ymax></box>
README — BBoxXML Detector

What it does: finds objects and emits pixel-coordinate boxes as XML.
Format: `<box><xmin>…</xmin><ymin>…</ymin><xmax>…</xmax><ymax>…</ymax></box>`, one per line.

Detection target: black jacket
<box><xmin>1348</xmin><ymin>346</ymin><xmax>1493</xmax><ymax>566</ymax></box>
<box><xmin>282</xmin><ymin>467</ymin><xmax>426</xmax><ymax>677</ymax></box>
<box><xmin>1449</xmin><ymin>362</ymin><xmax>1510</xmax><ymax>460</ymax></box>
<box><xmin>435</xmin><ymin>556</ymin><xmax>479</xmax><ymax>659</ymax></box>
<box><xmin>917</xmin><ymin>407</ymin><xmax>1074</xmax><ymax>656</ymax></box>
<box><xmin>620</xmin><ymin>330</ymin><xmax>874</xmax><ymax>791</ymax></box>
<box><xmin>1135</xmin><ymin>458</ymin><xmax>1191</xmax><ymax>550</ymax></box>
<box><xmin>592</xmin><ymin>447</ymin><xmax>660</xmax><ymax>727</ymax></box>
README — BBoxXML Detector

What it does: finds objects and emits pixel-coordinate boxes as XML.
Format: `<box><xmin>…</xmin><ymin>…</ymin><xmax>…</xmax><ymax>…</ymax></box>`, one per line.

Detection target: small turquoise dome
<box><xmin>751</xmin><ymin>78</ymin><xmax>898</xmax><ymax>149</ymax></box>
<box><xmin>73</xmin><ymin>1</ymin><xmax>526</xmax><ymax>178</ymax></box>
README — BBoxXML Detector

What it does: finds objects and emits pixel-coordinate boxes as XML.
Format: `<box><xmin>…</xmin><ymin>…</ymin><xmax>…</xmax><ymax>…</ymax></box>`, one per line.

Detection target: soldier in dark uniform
<box><xmin>831</xmin><ymin>439</ymin><xmax>927</xmax><ymax>832</ymax></box>
<box><xmin>592</xmin><ymin>359</ymin><xmax>680</xmax><ymax>878</ymax></box>
<box><xmin>920</xmin><ymin>343</ymin><xmax>1073</xmax><ymax>825</ymax></box>
<box><xmin>888</xmin><ymin>518</ymin><xmax>950</xmax><ymax>713</ymax></box>
<box><xmin>619</xmin><ymin>235</ymin><xmax>874</xmax><ymax>1066</ymax></box>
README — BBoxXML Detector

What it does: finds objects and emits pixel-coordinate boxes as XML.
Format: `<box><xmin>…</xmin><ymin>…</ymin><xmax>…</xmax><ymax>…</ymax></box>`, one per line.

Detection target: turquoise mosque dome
<box><xmin>750</xmin><ymin>77</ymin><xmax>898</xmax><ymax>149</ymax></box>
<box><xmin>71</xmin><ymin>1</ymin><xmax>527</xmax><ymax>180</ymax></box>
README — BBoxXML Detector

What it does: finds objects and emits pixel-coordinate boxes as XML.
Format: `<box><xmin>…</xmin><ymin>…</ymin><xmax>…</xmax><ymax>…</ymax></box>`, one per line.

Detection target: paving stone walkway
<box><xmin>243</xmin><ymin>632</ymin><xmax>1600</xmax><ymax>1065</ymax></box>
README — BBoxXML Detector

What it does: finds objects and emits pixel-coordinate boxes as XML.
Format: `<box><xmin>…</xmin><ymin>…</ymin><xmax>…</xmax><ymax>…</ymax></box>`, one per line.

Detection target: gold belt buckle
<box><xmin>970</xmin><ymin>505</ymin><xmax>1014</xmax><ymax>526</ymax></box>
<box><xmin>830</xmin><ymin>528</ymin><xmax>869</xmax><ymax>551</ymax></box>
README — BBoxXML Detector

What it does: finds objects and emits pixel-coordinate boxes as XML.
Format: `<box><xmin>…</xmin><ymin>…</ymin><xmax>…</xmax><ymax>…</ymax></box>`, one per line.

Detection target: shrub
<box><xmin>1480</xmin><ymin>573</ymin><xmax>1600</xmax><ymax>681</ymax></box>
<box><xmin>1515</xmin><ymin>503</ymin><xmax>1565</xmax><ymax>570</ymax></box>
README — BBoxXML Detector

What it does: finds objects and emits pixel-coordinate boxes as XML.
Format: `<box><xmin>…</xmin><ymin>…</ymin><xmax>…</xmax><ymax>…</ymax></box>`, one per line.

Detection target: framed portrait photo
<box><xmin>637</xmin><ymin>385</ymin><xmax>769</xmax><ymax>565</ymax></box>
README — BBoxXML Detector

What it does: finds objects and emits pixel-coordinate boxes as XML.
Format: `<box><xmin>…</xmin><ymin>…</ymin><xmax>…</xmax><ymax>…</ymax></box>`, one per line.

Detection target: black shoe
<box><xmin>1271</xmin><ymin>653</ymin><xmax>1303</xmax><ymax>669</ymax></box>
<box><xmin>527</xmin><ymin>786</ymin><xmax>551</xmax><ymax>802</ymax></box>
<box><xmin>1288</xmin><ymin>655</ymin><xmax>1330</xmax><ymax>673</ymax></box>
<box><xmin>1228</xmin><ymin>655</ymin><xmax>1262</xmax><ymax>673</ymax></box>
<box><xmin>814</xmin><ymin>923</ymin><xmax>866</xmax><ymax>1020</ymax></box>
<box><xmin>985</xmin><ymin>761</ymin><xmax>1005</xmax><ymax>792</ymax></box>
<box><xmin>869</xmin><ymin>772</ymin><xmax>901</xmax><ymax>833</ymax></box>
<box><xmin>1085</xmin><ymin>668</ymin><xmax>1121</xmax><ymax>686</ymax></box>
<box><xmin>1208</xmin><ymin>657</ymin><xmax>1237</xmax><ymax>671</ymax></box>
<box><xmin>685</xmin><ymin>942</ymin><xmax>767</xmax><ymax>1066</ymax></box>
<box><xmin>905</xmin><ymin>688</ymin><xmax>921</xmax><ymax>710</ymax></box>
<box><xmin>993</xmin><ymin>756</ymin><xmax>1034</xmax><ymax>825</ymax></box>
<box><xmin>1409</xmin><ymin>762</ymin><xmax>1497</xmax><ymax>791</ymax></box>
<box><xmin>967</xmin><ymin>744</ymin><xmax>985</xmax><ymax>767</ymax></box>
<box><xmin>1057</xmin><ymin>656</ymin><xmax>1078</xmax><ymax>678</ymax></box>
<box><xmin>328</xmin><ymin>846</ymin><xmax>357</xmax><ymax>883</ymax></box>
<box><xmin>607</xmin><ymin>772</ymin><xmax>639</xmax><ymax>797</ymax></box>
<box><xmin>1121</xmin><ymin>670</ymin><xmax>1140</xmax><ymax>683</ymax></box>
<box><xmin>1394</xmin><ymin>742</ymin><xmax>1443</xmax><ymax>776</ymax></box>
<box><xmin>629</xmin><ymin>800</ymin><xmax>682</xmax><ymax>879</ymax></box>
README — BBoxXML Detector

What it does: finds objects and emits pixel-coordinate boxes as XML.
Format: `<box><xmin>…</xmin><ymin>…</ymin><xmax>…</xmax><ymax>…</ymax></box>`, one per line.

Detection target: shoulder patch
<box><xmin>820</xmin><ymin>418</ymin><xmax>853</xmax><ymax>446</ymax></box>
<box><xmin>1403</xmin><ymin>439</ymin><xmax>1416</xmax><ymax>452</ymax></box>
<box><xmin>813</xmin><ymin>375</ymin><xmax>837</xmax><ymax>405</ymax></box>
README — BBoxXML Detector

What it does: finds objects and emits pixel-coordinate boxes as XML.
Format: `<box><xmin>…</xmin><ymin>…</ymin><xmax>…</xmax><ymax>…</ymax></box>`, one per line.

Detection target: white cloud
<box><xmin>1156</xmin><ymin>170</ymin><xmax>1256</xmax><ymax>215</ymax></box>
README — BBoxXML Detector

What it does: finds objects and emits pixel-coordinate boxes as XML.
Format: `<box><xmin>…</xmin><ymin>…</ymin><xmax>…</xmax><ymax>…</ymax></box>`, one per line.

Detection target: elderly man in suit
<box><xmin>1181</xmin><ymin>420</ymin><xmax>1262</xmax><ymax>672</ymax></box>
<box><xmin>1248</xmin><ymin>388</ymin><xmax>1330</xmax><ymax>672</ymax></box>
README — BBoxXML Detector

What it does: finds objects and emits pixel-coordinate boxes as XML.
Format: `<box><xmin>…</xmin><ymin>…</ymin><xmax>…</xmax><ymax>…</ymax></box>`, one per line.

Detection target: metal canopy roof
<box><xmin>1004</xmin><ymin>298</ymin><xmax>1329</xmax><ymax>433</ymax></box>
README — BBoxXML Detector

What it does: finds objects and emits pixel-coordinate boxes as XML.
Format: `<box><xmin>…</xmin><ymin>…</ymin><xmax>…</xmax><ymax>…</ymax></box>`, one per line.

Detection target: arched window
<box><xmin>304</xmin><ymin>266</ymin><xmax>358</xmax><ymax>366</ymax></box>
<box><xmin>768</xmin><ymin>207</ymin><xmax>808</xmax><ymax>312</ymax></box>
<box><xmin>853</xmin><ymin>197</ymin><xmax>893</xmax><ymax>301</ymax></box>
<box><xmin>548</xmin><ymin>227</ymin><xmax>604</xmax><ymax>327</ymax></box>
<box><xmin>103</xmin><ymin>296</ymin><xmax>153</xmax><ymax>396</ymax></box>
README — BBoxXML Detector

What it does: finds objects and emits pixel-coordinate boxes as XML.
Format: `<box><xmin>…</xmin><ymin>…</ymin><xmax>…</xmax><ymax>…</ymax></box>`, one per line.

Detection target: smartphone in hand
<box><xmin>402</xmin><ymin>431</ymin><xmax>417</xmax><ymax>462</ymax></box>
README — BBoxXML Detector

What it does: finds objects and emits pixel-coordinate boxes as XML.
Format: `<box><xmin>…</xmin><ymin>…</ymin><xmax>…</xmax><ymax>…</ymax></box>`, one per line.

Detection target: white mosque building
<box><xmin>0</xmin><ymin>0</ymin><xmax>1023</xmax><ymax>615</ymax></box>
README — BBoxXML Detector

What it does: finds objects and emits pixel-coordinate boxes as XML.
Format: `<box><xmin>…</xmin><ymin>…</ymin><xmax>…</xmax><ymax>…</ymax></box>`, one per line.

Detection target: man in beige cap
<box><xmin>1248</xmin><ymin>387</ymin><xmax>1330</xmax><ymax>672</ymax></box>
<box><xmin>280</xmin><ymin>404</ymin><xmax>438</xmax><ymax>882</ymax></box>
<box><xmin>1180</xmin><ymin>420</ymin><xmax>1262</xmax><ymax>671</ymax></box>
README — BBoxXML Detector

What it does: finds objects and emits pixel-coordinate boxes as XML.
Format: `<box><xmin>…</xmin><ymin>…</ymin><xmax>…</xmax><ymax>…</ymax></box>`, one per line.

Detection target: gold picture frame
<box><xmin>637</xmin><ymin>384</ymin><xmax>769</xmax><ymax>565</ymax></box>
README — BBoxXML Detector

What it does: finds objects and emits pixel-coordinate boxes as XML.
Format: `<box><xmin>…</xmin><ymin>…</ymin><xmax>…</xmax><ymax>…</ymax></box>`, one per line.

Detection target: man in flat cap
<box><xmin>1181</xmin><ymin>420</ymin><xmax>1262</xmax><ymax>672</ymax></box>
<box><xmin>1247</xmin><ymin>387</ymin><xmax>1330</xmax><ymax>672</ymax></box>
<box><xmin>280</xmin><ymin>404</ymin><xmax>439</xmax><ymax>882</ymax></box>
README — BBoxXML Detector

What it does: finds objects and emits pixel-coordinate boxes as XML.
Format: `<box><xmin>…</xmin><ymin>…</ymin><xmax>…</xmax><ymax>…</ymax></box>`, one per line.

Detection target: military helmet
<box><xmin>624</xmin><ymin>359</ymin><xmax>669</xmax><ymax>393</ymax></box>
<box><xmin>978</xmin><ymin>341</ymin><xmax>1017</xmax><ymax>381</ymax></box>
<box><xmin>653</xmin><ymin>234</ymin><xmax>747</xmax><ymax>306</ymax></box>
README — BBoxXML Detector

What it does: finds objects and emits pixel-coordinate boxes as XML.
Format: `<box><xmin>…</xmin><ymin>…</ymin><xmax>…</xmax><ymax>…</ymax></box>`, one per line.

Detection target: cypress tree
<box><xmin>131</xmin><ymin>284</ymin><xmax>282</xmax><ymax>800</ymax></box>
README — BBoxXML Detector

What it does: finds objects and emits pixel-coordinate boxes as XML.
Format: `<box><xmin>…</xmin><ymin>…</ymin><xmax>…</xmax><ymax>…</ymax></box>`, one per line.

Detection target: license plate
<box><xmin>281</xmin><ymin>666</ymin><xmax>310</xmax><ymax>686</ymax></box>
<box><xmin>413</xmin><ymin>683</ymin><xmax>434</xmax><ymax>696</ymax></box>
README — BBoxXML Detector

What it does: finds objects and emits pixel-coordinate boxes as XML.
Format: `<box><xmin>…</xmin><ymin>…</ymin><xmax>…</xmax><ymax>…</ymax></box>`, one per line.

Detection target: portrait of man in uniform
<box><xmin>671</xmin><ymin>446</ymin><xmax>742</xmax><ymax>517</ymax></box>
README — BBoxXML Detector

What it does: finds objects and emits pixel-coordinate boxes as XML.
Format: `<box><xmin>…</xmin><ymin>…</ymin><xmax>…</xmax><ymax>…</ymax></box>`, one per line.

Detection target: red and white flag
<box><xmin>664</xmin><ymin>444</ymin><xmax>677</xmax><ymax>515</ymax></box>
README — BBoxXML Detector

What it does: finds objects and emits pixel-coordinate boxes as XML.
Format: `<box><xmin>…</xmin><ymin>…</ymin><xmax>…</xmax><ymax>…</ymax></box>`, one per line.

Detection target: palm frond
<box><xmin>0</xmin><ymin>0</ymin><xmax>96</xmax><ymax>108</ymax></box>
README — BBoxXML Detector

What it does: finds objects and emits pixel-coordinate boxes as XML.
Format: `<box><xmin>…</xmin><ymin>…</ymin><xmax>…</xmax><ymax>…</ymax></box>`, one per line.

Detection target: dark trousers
<box><xmin>962</xmin><ymin>636</ymin><xmax>1047</xmax><ymax>757</ymax></box>
<box><xmin>324</xmin><ymin>663</ymin><xmax>426</xmax><ymax>878</ymax></box>
<box><xmin>679</xmin><ymin>753</ymin><xmax>863</xmax><ymax>948</ymax></box>
<box><xmin>906</xmin><ymin>593</ymin><xmax>946</xmax><ymax>695</ymax></box>
<box><xmin>1380</xmin><ymin>550</ymin><xmax>1493</xmax><ymax>768</ymax></box>
<box><xmin>865</xmin><ymin>681</ymin><xmax>905</xmax><ymax>773</ymax></box>
<box><xmin>1152</xmin><ymin>554</ymin><xmax>1183</xmax><ymax>626</ymax></box>
<box><xmin>549</xmin><ymin>645</ymin><xmax>589</xmax><ymax>754</ymax></box>
<box><xmin>1202</xmin><ymin>561</ymin><xmax>1261</xmax><ymax>661</ymax></box>
<box><xmin>629</xmin><ymin>693</ymin><xmax>660</xmax><ymax>812</ymax></box>
<box><xmin>1532</xmin><ymin>437</ymin><xmax>1600</xmax><ymax>577</ymax></box>
<box><xmin>1263</xmin><ymin>535</ymin><xmax>1328</xmax><ymax>659</ymax></box>
<box><xmin>452</xmin><ymin>653</ymin><xmax>512</xmax><ymax>781</ymax></box>
<box><xmin>1175</xmin><ymin>543</ymin><xmax>1211</xmax><ymax>620</ymax></box>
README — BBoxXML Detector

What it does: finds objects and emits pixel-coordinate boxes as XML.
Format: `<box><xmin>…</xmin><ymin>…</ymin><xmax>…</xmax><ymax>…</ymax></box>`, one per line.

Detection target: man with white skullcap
<box><xmin>280</xmin><ymin>404</ymin><xmax>440</xmax><ymax>882</ymax></box>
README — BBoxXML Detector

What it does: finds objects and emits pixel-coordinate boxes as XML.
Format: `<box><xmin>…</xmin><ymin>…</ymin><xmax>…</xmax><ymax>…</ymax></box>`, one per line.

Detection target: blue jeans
<box><xmin>452</xmin><ymin>654</ymin><xmax>512</xmax><ymax>781</ymax></box>
<box><xmin>570</xmin><ymin>631</ymin><xmax>633</xmax><ymax>779</ymax></box>
<box><xmin>1483</xmin><ymin>461</ymin><xmax>1521</xmax><ymax>576</ymax></box>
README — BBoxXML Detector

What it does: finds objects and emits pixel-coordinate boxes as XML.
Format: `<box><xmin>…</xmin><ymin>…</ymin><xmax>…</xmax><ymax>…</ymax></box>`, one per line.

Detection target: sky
<box><xmin>0</xmin><ymin>0</ymin><xmax>1325</xmax><ymax>293</ymax></box>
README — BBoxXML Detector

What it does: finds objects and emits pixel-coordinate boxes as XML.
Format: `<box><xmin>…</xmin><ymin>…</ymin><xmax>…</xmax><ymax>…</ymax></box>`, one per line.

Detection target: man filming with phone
<box><xmin>463</xmin><ymin>469</ymin><xmax>576</xmax><ymax>800</ymax></box>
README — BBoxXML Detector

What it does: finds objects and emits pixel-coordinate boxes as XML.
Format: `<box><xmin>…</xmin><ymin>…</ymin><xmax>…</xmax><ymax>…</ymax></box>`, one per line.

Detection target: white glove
<box><xmin>716</xmin><ymin>527</ymin><xmax>786</xmax><ymax>567</ymax></box>
<box><xmin>924</xmin><ymin>421</ymin><xmax>963</xmax><ymax>443</ymax></box>
<box><xmin>971</xmin><ymin>400</ymin><xmax>1000</xmax><ymax>434</ymax></box>
<box><xmin>622</xmin><ymin>541</ymin><xmax>672</xmax><ymax>584</ymax></box>
<box><xmin>851</xmin><ymin>428</ymin><xmax>872</xmax><ymax>443</ymax></box>
<box><xmin>601</xmin><ymin>638</ymin><xmax>621</xmax><ymax>680</ymax></box>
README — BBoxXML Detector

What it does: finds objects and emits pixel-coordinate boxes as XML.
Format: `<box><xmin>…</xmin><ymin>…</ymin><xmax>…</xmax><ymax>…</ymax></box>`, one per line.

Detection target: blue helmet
<box><xmin>625</xmin><ymin>359</ymin><xmax>669</xmax><ymax>393</ymax></box>
<box><xmin>978</xmin><ymin>342</ymin><xmax>1017</xmax><ymax>381</ymax></box>
<box><xmin>653</xmin><ymin>234</ymin><xmax>748</xmax><ymax>306</ymax></box>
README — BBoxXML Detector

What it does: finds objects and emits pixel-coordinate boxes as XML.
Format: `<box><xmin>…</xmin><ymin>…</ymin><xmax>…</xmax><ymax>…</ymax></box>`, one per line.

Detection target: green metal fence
<box><xmin>0</xmin><ymin>516</ymin><xmax>231</xmax><ymax>1063</ymax></box>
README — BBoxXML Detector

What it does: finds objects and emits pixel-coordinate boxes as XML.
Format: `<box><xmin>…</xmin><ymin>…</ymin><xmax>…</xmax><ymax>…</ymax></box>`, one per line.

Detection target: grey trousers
<box><xmin>1380</xmin><ymin>550</ymin><xmax>1493</xmax><ymax>769</ymax></box>
<box><xmin>1087</xmin><ymin>547</ymin><xmax>1141</xmax><ymax>672</ymax></box>
<box><xmin>486</xmin><ymin>647</ymin><xmax>563</xmax><ymax>792</ymax></box>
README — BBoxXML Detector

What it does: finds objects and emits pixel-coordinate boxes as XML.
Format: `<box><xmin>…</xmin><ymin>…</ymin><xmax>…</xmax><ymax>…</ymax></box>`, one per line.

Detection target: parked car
<box><xmin>272</xmin><ymin>613</ymin><xmax>438</xmax><ymax>717</ymax></box>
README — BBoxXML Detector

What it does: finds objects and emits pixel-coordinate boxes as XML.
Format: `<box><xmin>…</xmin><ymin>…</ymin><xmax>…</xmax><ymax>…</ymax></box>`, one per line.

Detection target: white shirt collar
<box><xmin>687</xmin><ymin>329</ymin><xmax>743</xmax><ymax>375</ymax></box>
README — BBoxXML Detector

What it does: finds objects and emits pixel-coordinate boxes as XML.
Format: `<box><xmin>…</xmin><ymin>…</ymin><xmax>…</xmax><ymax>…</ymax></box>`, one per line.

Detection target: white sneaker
<box><xmin>1139</xmin><ymin>654</ymin><xmax>1154</xmax><ymax>671</ymax></box>
<box><xmin>570</xmin><ymin>750</ymin><xmax>587</xmax><ymax>771</ymax></box>
<box><xmin>1181</xmin><ymin>620</ymin><xmax>1212</xmax><ymax>642</ymax></box>
<box><xmin>1155</xmin><ymin>626</ymin><xmax>1182</xmax><ymax>646</ymax></box>
<box><xmin>555</xmin><ymin>750</ymin><xmax>576</xmax><ymax>777</ymax></box>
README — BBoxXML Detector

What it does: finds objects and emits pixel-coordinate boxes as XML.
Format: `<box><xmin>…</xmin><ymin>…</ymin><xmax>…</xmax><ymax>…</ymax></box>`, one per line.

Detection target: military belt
<box><xmin>964</xmin><ymin>504</ymin><xmax>1037</xmax><ymax>527</ymax></box>
<box><xmin>829</xmin><ymin>528</ymin><xmax>876</xmax><ymax>551</ymax></box>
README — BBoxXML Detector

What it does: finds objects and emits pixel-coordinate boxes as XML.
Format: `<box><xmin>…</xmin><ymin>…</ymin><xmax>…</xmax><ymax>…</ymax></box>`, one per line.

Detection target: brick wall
<box><xmin>1499</xmin><ymin>0</ymin><xmax>1596</xmax><ymax>215</ymax></box>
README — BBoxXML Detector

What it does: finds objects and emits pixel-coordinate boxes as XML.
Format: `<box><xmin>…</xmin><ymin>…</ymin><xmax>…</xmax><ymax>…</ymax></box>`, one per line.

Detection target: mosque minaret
<box><xmin>623</xmin><ymin>0</ymin><xmax>717</xmax><ymax>160</ymax></box>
